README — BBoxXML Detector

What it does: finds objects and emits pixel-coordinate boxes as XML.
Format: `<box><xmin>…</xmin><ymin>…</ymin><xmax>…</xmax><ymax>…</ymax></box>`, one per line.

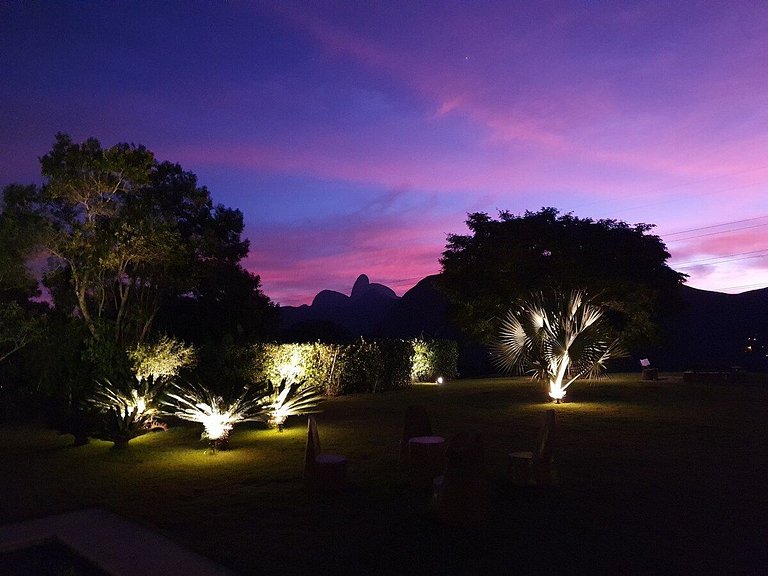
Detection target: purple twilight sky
<box><xmin>2</xmin><ymin>1</ymin><xmax>768</xmax><ymax>306</ymax></box>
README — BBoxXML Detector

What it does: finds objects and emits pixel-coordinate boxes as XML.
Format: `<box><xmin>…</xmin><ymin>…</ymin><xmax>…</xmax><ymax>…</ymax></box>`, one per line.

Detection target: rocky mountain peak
<box><xmin>351</xmin><ymin>274</ymin><xmax>370</xmax><ymax>298</ymax></box>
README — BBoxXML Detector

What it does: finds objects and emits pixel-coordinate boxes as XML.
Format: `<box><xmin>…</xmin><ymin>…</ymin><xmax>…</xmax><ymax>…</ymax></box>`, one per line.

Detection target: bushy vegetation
<box><xmin>162</xmin><ymin>381</ymin><xmax>267</xmax><ymax>451</ymax></box>
<box><xmin>248</xmin><ymin>338</ymin><xmax>458</xmax><ymax>396</ymax></box>
<box><xmin>260</xmin><ymin>379</ymin><xmax>324</xmax><ymax>431</ymax></box>
<box><xmin>0</xmin><ymin>133</ymin><xmax>277</xmax><ymax>433</ymax></box>
<box><xmin>440</xmin><ymin>207</ymin><xmax>685</xmax><ymax>346</ymax></box>
<box><xmin>410</xmin><ymin>337</ymin><xmax>459</xmax><ymax>382</ymax></box>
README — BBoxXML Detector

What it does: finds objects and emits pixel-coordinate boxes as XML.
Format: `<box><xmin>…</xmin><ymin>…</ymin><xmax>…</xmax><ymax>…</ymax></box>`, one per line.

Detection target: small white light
<box><xmin>436</xmin><ymin>376</ymin><xmax>444</xmax><ymax>385</ymax></box>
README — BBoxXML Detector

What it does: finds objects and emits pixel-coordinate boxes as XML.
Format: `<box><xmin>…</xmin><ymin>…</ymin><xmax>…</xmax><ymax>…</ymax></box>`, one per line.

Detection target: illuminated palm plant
<box><xmin>163</xmin><ymin>382</ymin><xmax>265</xmax><ymax>450</ymax></box>
<box><xmin>262</xmin><ymin>379</ymin><xmax>324</xmax><ymax>431</ymax></box>
<box><xmin>88</xmin><ymin>377</ymin><xmax>166</xmax><ymax>447</ymax></box>
<box><xmin>493</xmin><ymin>289</ymin><xmax>624</xmax><ymax>402</ymax></box>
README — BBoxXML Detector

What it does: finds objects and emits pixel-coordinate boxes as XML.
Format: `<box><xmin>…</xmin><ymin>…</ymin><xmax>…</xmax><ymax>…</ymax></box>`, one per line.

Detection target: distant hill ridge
<box><xmin>279</xmin><ymin>274</ymin><xmax>454</xmax><ymax>341</ymax></box>
<box><xmin>279</xmin><ymin>274</ymin><xmax>768</xmax><ymax>373</ymax></box>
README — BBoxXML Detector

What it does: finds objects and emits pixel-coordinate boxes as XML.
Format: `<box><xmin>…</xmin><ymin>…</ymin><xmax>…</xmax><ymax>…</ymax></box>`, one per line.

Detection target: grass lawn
<box><xmin>1</xmin><ymin>373</ymin><xmax>767</xmax><ymax>575</ymax></box>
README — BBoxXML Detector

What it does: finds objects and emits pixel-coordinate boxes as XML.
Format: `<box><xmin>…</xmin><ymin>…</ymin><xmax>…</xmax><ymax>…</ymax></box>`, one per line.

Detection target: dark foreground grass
<box><xmin>1</xmin><ymin>374</ymin><xmax>767</xmax><ymax>575</ymax></box>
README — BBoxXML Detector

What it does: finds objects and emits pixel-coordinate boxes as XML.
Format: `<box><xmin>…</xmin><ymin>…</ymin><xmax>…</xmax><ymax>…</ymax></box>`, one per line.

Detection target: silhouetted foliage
<box><xmin>9</xmin><ymin>134</ymin><xmax>276</xmax><ymax>352</ymax></box>
<box><xmin>440</xmin><ymin>208</ymin><xmax>686</xmax><ymax>349</ymax></box>
<box><xmin>0</xmin><ymin>184</ymin><xmax>46</xmax><ymax>366</ymax></box>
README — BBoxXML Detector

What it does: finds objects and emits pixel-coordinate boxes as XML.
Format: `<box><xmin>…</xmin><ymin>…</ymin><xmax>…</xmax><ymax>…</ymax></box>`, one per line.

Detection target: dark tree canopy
<box><xmin>0</xmin><ymin>184</ymin><xmax>42</xmax><ymax>303</ymax></box>
<box><xmin>0</xmin><ymin>185</ymin><xmax>46</xmax><ymax>364</ymax></box>
<box><xmin>6</xmin><ymin>133</ymin><xmax>277</xmax><ymax>354</ymax></box>
<box><xmin>439</xmin><ymin>207</ymin><xmax>686</xmax><ymax>347</ymax></box>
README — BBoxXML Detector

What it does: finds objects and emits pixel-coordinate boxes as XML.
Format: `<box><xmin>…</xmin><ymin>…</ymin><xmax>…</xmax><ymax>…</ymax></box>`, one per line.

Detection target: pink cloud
<box><xmin>243</xmin><ymin>205</ymin><xmax>455</xmax><ymax>306</ymax></box>
<box><xmin>672</xmin><ymin>229</ymin><xmax>768</xmax><ymax>258</ymax></box>
<box><xmin>181</xmin><ymin>4</ymin><xmax>768</xmax><ymax>300</ymax></box>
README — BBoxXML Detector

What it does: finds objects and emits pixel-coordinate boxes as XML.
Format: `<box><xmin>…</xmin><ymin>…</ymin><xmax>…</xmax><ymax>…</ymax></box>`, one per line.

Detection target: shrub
<box><xmin>377</xmin><ymin>339</ymin><xmax>414</xmax><ymax>391</ymax></box>
<box><xmin>163</xmin><ymin>381</ymin><xmax>265</xmax><ymax>451</ymax></box>
<box><xmin>261</xmin><ymin>379</ymin><xmax>324</xmax><ymax>431</ymax></box>
<box><xmin>410</xmin><ymin>338</ymin><xmax>459</xmax><ymax>382</ymax></box>
<box><xmin>225</xmin><ymin>338</ymin><xmax>459</xmax><ymax>396</ymax></box>
<box><xmin>87</xmin><ymin>377</ymin><xmax>166</xmax><ymax>447</ymax></box>
<box><xmin>128</xmin><ymin>336</ymin><xmax>197</xmax><ymax>382</ymax></box>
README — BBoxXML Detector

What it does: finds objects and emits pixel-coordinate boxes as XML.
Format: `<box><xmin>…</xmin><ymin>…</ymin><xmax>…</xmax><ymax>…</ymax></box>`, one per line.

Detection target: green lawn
<box><xmin>1</xmin><ymin>374</ymin><xmax>767</xmax><ymax>575</ymax></box>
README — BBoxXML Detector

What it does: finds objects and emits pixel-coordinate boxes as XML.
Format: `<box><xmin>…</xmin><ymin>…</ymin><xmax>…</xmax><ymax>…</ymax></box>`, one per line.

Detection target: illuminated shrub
<box><xmin>410</xmin><ymin>338</ymin><xmax>459</xmax><ymax>382</ymax></box>
<box><xmin>242</xmin><ymin>339</ymin><xmax>459</xmax><ymax>396</ymax></box>
<box><xmin>262</xmin><ymin>379</ymin><xmax>324</xmax><ymax>431</ymax></box>
<box><xmin>411</xmin><ymin>339</ymin><xmax>432</xmax><ymax>382</ymax></box>
<box><xmin>493</xmin><ymin>289</ymin><xmax>624</xmax><ymax>402</ymax></box>
<box><xmin>128</xmin><ymin>336</ymin><xmax>197</xmax><ymax>383</ymax></box>
<box><xmin>163</xmin><ymin>382</ymin><xmax>265</xmax><ymax>451</ymax></box>
<box><xmin>87</xmin><ymin>336</ymin><xmax>195</xmax><ymax>447</ymax></box>
<box><xmin>257</xmin><ymin>343</ymin><xmax>310</xmax><ymax>384</ymax></box>
<box><xmin>248</xmin><ymin>342</ymin><xmax>346</xmax><ymax>395</ymax></box>
<box><xmin>304</xmin><ymin>342</ymin><xmax>346</xmax><ymax>396</ymax></box>
<box><xmin>88</xmin><ymin>377</ymin><xmax>166</xmax><ymax>447</ymax></box>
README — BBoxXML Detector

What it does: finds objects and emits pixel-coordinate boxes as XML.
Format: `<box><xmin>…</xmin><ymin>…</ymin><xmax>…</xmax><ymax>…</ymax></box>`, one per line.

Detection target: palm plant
<box><xmin>493</xmin><ymin>289</ymin><xmax>625</xmax><ymax>402</ymax></box>
<box><xmin>262</xmin><ymin>379</ymin><xmax>324</xmax><ymax>431</ymax></box>
<box><xmin>88</xmin><ymin>377</ymin><xmax>166</xmax><ymax>447</ymax></box>
<box><xmin>162</xmin><ymin>382</ymin><xmax>265</xmax><ymax>450</ymax></box>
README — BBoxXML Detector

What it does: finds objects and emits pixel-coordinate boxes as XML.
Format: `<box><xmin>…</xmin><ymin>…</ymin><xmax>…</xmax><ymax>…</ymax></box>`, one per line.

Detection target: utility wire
<box><xmin>673</xmin><ymin>251</ymin><xmax>768</xmax><ymax>271</ymax></box>
<box><xmin>665</xmin><ymin>222</ymin><xmax>768</xmax><ymax>243</ymax></box>
<box><xmin>663</xmin><ymin>215</ymin><xmax>768</xmax><ymax>237</ymax></box>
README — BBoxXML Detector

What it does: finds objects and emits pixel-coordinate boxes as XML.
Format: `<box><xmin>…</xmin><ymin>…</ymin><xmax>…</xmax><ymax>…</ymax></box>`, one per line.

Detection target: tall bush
<box><xmin>233</xmin><ymin>338</ymin><xmax>459</xmax><ymax>396</ymax></box>
<box><xmin>410</xmin><ymin>338</ymin><xmax>459</xmax><ymax>382</ymax></box>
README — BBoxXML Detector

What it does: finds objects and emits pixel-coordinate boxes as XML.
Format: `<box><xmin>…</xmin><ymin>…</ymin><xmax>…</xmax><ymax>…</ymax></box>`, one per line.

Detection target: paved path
<box><xmin>0</xmin><ymin>508</ymin><xmax>234</xmax><ymax>575</ymax></box>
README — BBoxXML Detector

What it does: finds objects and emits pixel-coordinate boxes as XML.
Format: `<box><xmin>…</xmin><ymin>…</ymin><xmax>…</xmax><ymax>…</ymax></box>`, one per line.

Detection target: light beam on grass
<box><xmin>493</xmin><ymin>289</ymin><xmax>625</xmax><ymax>402</ymax></box>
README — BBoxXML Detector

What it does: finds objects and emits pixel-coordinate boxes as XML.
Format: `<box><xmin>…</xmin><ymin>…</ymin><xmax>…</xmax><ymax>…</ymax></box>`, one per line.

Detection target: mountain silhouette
<box><xmin>279</xmin><ymin>274</ymin><xmax>399</xmax><ymax>340</ymax></box>
<box><xmin>651</xmin><ymin>285</ymin><xmax>768</xmax><ymax>372</ymax></box>
<box><xmin>279</xmin><ymin>274</ymin><xmax>768</xmax><ymax>374</ymax></box>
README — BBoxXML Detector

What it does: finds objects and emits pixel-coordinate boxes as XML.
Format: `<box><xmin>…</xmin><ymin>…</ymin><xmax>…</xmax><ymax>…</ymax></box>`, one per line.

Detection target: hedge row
<box><xmin>237</xmin><ymin>338</ymin><xmax>458</xmax><ymax>396</ymax></box>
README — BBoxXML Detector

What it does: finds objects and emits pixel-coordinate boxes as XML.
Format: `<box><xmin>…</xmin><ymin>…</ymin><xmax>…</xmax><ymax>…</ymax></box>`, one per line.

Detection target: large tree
<box><xmin>440</xmin><ymin>208</ymin><xmax>686</xmax><ymax>347</ymax></box>
<box><xmin>37</xmin><ymin>132</ymin><xmax>157</xmax><ymax>345</ymax></box>
<box><xmin>144</xmin><ymin>161</ymin><xmax>278</xmax><ymax>343</ymax></box>
<box><xmin>11</xmin><ymin>133</ymin><xmax>276</xmax><ymax>360</ymax></box>
<box><xmin>0</xmin><ymin>184</ymin><xmax>45</xmax><ymax>364</ymax></box>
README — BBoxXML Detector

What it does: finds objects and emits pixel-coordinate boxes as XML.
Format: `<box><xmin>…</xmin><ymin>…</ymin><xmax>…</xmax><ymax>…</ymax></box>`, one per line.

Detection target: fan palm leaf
<box><xmin>493</xmin><ymin>289</ymin><xmax>625</xmax><ymax>401</ymax></box>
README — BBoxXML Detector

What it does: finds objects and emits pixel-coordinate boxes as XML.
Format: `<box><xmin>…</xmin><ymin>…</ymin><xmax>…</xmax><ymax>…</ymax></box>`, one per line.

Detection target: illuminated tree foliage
<box><xmin>440</xmin><ymin>208</ymin><xmax>686</xmax><ymax>347</ymax></box>
<box><xmin>128</xmin><ymin>336</ymin><xmax>197</xmax><ymax>383</ymax></box>
<box><xmin>493</xmin><ymin>289</ymin><xmax>625</xmax><ymax>402</ymax></box>
<box><xmin>38</xmin><ymin>133</ymin><xmax>157</xmax><ymax>345</ymax></box>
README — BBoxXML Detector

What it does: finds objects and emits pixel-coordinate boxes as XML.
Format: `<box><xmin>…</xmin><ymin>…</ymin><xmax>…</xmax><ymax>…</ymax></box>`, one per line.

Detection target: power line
<box><xmin>665</xmin><ymin>223</ymin><xmax>768</xmax><ymax>243</ymax></box>
<box><xmin>663</xmin><ymin>215</ymin><xmax>768</xmax><ymax>237</ymax></box>
<box><xmin>674</xmin><ymin>250</ymin><xmax>768</xmax><ymax>269</ymax></box>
